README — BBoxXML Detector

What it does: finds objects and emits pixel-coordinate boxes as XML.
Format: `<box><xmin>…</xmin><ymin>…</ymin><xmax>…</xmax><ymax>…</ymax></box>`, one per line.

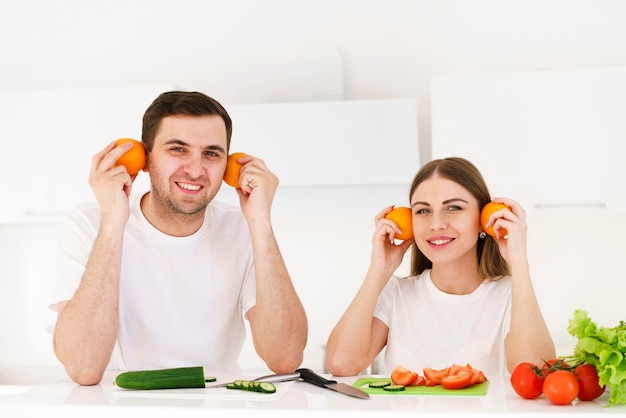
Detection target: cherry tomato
<box><xmin>541</xmin><ymin>358</ymin><xmax>570</xmax><ymax>376</ymax></box>
<box><xmin>574</xmin><ymin>364</ymin><xmax>605</xmax><ymax>401</ymax></box>
<box><xmin>441</xmin><ymin>373</ymin><xmax>473</xmax><ymax>390</ymax></box>
<box><xmin>391</xmin><ymin>365</ymin><xmax>418</xmax><ymax>386</ymax></box>
<box><xmin>510</xmin><ymin>362</ymin><xmax>545</xmax><ymax>399</ymax></box>
<box><xmin>543</xmin><ymin>370</ymin><xmax>579</xmax><ymax>405</ymax></box>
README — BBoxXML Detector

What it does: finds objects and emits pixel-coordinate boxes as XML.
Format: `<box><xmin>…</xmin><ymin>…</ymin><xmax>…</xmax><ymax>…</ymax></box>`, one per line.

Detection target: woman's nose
<box><xmin>429</xmin><ymin>212</ymin><xmax>447</xmax><ymax>230</ymax></box>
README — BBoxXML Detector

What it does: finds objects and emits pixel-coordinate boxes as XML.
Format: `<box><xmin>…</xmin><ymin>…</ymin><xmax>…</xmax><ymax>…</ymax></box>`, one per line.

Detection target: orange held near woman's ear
<box><xmin>114</xmin><ymin>138</ymin><xmax>146</xmax><ymax>175</ymax></box>
<box><xmin>223</xmin><ymin>152</ymin><xmax>247</xmax><ymax>188</ymax></box>
<box><xmin>385</xmin><ymin>206</ymin><xmax>413</xmax><ymax>241</ymax></box>
<box><xmin>480</xmin><ymin>202</ymin><xmax>512</xmax><ymax>238</ymax></box>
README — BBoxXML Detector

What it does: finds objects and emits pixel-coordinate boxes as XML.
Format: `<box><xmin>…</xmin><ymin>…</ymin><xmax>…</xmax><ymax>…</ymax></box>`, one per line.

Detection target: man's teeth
<box><xmin>178</xmin><ymin>182</ymin><xmax>201</xmax><ymax>191</ymax></box>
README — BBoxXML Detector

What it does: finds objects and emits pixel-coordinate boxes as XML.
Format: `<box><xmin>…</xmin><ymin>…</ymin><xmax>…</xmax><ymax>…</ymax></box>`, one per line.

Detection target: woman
<box><xmin>325</xmin><ymin>157</ymin><xmax>555</xmax><ymax>378</ymax></box>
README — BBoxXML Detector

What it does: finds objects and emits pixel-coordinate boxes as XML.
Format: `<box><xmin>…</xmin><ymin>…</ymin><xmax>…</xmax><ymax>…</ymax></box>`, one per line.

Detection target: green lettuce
<box><xmin>568</xmin><ymin>309</ymin><xmax>626</xmax><ymax>406</ymax></box>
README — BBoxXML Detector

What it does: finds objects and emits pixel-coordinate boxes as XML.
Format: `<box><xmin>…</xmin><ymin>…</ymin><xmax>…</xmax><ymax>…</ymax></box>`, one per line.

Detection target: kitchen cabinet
<box><xmin>0</xmin><ymin>86</ymin><xmax>170</xmax><ymax>223</ymax></box>
<box><xmin>431</xmin><ymin>67</ymin><xmax>626</xmax><ymax>213</ymax></box>
<box><xmin>0</xmin><ymin>88</ymin><xmax>418</xmax><ymax>223</ymax></box>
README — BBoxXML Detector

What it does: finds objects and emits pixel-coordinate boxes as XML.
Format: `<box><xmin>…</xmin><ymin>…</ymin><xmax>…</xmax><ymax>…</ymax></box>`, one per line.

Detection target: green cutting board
<box><xmin>352</xmin><ymin>377</ymin><xmax>489</xmax><ymax>396</ymax></box>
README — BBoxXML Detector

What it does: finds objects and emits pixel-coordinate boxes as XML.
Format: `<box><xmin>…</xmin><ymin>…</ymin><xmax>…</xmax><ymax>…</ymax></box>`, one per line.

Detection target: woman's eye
<box><xmin>447</xmin><ymin>205</ymin><xmax>462</xmax><ymax>212</ymax></box>
<box><xmin>416</xmin><ymin>208</ymin><xmax>430</xmax><ymax>215</ymax></box>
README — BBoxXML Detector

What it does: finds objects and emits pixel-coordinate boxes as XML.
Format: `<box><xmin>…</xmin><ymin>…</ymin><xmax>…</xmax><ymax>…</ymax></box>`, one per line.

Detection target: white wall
<box><xmin>2</xmin><ymin>0</ymin><xmax>626</xmax><ymax>379</ymax></box>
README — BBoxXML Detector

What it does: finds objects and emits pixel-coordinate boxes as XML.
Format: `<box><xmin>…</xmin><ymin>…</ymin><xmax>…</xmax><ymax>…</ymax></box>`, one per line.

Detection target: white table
<box><xmin>0</xmin><ymin>370</ymin><xmax>622</xmax><ymax>417</ymax></box>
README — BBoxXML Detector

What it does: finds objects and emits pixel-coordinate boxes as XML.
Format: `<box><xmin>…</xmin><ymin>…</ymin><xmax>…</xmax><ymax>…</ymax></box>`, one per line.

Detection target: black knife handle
<box><xmin>295</xmin><ymin>368</ymin><xmax>337</xmax><ymax>387</ymax></box>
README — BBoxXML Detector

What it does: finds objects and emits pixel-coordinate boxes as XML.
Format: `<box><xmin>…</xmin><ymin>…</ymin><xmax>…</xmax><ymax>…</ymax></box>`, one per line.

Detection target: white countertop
<box><xmin>0</xmin><ymin>370</ymin><xmax>623</xmax><ymax>417</ymax></box>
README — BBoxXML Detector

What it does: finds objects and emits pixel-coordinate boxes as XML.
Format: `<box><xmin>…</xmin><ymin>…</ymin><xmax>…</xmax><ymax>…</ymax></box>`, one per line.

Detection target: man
<box><xmin>52</xmin><ymin>91</ymin><xmax>308</xmax><ymax>385</ymax></box>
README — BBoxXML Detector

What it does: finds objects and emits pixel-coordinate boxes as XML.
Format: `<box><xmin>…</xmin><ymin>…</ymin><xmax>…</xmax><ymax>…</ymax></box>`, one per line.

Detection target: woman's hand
<box><xmin>483</xmin><ymin>197</ymin><xmax>528</xmax><ymax>264</ymax></box>
<box><xmin>370</xmin><ymin>206</ymin><xmax>415</xmax><ymax>277</ymax></box>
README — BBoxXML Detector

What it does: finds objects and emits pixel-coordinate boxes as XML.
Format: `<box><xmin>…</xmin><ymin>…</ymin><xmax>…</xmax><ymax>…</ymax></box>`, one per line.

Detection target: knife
<box><xmin>205</xmin><ymin>372</ymin><xmax>301</xmax><ymax>388</ymax></box>
<box><xmin>296</xmin><ymin>368</ymin><xmax>370</xmax><ymax>399</ymax></box>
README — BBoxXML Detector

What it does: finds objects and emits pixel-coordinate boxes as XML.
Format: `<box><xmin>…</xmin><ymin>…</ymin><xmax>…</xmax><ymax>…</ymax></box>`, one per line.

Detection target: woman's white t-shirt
<box><xmin>51</xmin><ymin>192</ymin><xmax>256</xmax><ymax>372</ymax></box>
<box><xmin>374</xmin><ymin>269</ymin><xmax>512</xmax><ymax>378</ymax></box>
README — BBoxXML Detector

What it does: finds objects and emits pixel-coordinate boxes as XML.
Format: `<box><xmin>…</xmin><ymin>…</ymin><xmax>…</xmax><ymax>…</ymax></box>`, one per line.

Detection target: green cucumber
<box><xmin>369</xmin><ymin>380</ymin><xmax>391</xmax><ymax>389</ymax></box>
<box><xmin>383</xmin><ymin>384</ymin><xmax>406</xmax><ymax>392</ymax></box>
<box><xmin>225</xmin><ymin>380</ymin><xmax>276</xmax><ymax>394</ymax></box>
<box><xmin>257</xmin><ymin>382</ymin><xmax>277</xmax><ymax>393</ymax></box>
<box><xmin>115</xmin><ymin>366</ymin><xmax>210</xmax><ymax>390</ymax></box>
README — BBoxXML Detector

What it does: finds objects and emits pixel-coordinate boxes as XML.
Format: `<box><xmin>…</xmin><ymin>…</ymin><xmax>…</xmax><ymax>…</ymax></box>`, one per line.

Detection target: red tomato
<box><xmin>412</xmin><ymin>376</ymin><xmax>426</xmax><ymax>386</ymax></box>
<box><xmin>391</xmin><ymin>365</ymin><xmax>418</xmax><ymax>386</ymax></box>
<box><xmin>510</xmin><ymin>362</ymin><xmax>545</xmax><ymax>399</ymax></box>
<box><xmin>543</xmin><ymin>370</ymin><xmax>579</xmax><ymax>405</ymax></box>
<box><xmin>574</xmin><ymin>364</ymin><xmax>605</xmax><ymax>401</ymax></box>
<box><xmin>469</xmin><ymin>369</ymin><xmax>487</xmax><ymax>385</ymax></box>
<box><xmin>441</xmin><ymin>373</ymin><xmax>473</xmax><ymax>390</ymax></box>
<box><xmin>423</xmin><ymin>368</ymin><xmax>446</xmax><ymax>385</ymax></box>
<box><xmin>541</xmin><ymin>358</ymin><xmax>570</xmax><ymax>376</ymax></box>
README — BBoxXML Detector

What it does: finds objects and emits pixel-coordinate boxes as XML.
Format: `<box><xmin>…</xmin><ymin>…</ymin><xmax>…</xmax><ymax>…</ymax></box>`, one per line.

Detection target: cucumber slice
<box><xmin>257</xmin><ymin>382</ymin><xmax>277</xmax><ymax>393</ymax></box>
<box><xmin>204</xmin><ymin>376</ymin><xmax>217</xmax><ymax>383</ymax></box>
<box><xmin>383</xmin><ymin>384</ymin><xmax>406</xmax><ymax>392</ymax></box>
<box><xmin>225</xmin><ymin>380</ymin><xmax>276</xmax><ymax>394</ymax></box>
<box><xmin>369</xmin><ymin>380</ymin><xmax>391</xmax><ymax>389</ymax></box>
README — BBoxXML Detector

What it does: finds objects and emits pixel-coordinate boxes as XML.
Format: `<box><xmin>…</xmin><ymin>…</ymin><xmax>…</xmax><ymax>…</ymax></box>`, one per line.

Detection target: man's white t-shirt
<box><xmin>51</xmin><ymin>192</ymin><xmax>256</xmax><ymax>372</ymax></box>
<box><xmin>374</xmin><ymin>269</ymin><xmax>512</xmax><ymax>378</ymax></box>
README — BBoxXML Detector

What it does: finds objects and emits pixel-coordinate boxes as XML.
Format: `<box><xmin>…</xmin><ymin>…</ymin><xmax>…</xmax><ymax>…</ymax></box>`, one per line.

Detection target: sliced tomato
<box><xmin>469</xmin><ymin>369</ymin><xmax>486</xmax><ymax>385</ymax></box>
<box><xmin>423</xmin><ymin>368</ymin><xmax>446</xmax><ymax>385</ymax></box>
<box><xmin>411</xmin><ymin>375</ymin><xmax>426</xmax><ymax>386</ymax></box>
<box><xmin>447</xmin><ymin>364</ymin><xmax>466</xmax><ymax>376</ymax></box>
<box><xmin>441</xmin><ymin>373</ymin><xmax>473</xmax><ymax>390</ymax></box>
<box><xmin>391</xmin><ymin>365</ymin><xmax>418</xmax><ymax>386</ymax></box>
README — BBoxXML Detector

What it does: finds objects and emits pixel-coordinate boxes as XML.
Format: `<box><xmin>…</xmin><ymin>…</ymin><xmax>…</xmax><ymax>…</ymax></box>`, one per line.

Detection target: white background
<box><xmin>1</xmin><ymin>0</ymin><xmax>626</xmax><ymax>383</ymax></box>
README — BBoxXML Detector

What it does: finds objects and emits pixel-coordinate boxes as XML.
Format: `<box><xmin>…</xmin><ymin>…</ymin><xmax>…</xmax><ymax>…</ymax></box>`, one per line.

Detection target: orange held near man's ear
<box><xmin>223</xmin><ymin>152</ymin><xmax>247</xmax><ymax>188</ymax></box>
<box><xmin>385</xmin><ymin>206</ymin><xmax>413</xmax><ymax>241</ymax></box>
<box><xmin>114</xmin><ymin>138</ymin><xmax>146</xmax><ymax>175</ymax></box>
<box><xmin>480</xmin><ymin>202</ymin><xmax>512</xmax><ymax>238</ymax></box>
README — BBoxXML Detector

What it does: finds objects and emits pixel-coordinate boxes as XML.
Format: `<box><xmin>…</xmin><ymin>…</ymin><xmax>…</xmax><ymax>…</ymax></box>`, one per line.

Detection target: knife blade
<box><xmin>205</xmin><ymin>372</ymin><xmax>301</xmax><ymax>388</ymax></box>
<box><xmin>296</xmin><ymin>368</ymin><xmax>369</xmax><ymax>399</ymax></box>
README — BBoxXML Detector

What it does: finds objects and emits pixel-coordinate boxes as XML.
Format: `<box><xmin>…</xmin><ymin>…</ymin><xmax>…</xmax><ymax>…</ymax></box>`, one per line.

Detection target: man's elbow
<box><xmin>265</xmin><ymin>352</ymin><xmax>304</xmax><ymax>374</ymax></box>
<box><xmin>64</xmin><ymin>365</ymin><xmax>105</xmax><ymax>386</ymax></box>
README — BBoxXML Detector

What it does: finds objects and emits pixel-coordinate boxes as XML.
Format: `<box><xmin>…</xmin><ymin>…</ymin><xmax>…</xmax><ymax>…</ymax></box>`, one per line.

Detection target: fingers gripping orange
<box><xmin>223</xmin><ymin>152</ymin><xmax>247</xmax><ymax>188</ymax></box>
<box><xmin>114</xmin><ymin>138</ymin><xmax>146</xmax><ymax>175</ymax></box>
<box><xmin>480</xmin><ymin>202</ymin><xmax>512</xmax><ymax>238</ymax></box>
<box><xmin>385</xmin><ymin>206</ymin><xmax>413</xmax><ymax>241</ymax></box>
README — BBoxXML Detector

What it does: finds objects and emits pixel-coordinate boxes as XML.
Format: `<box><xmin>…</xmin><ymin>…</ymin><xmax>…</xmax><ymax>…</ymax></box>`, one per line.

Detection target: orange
<box><xmin>223</xmin><ymin>152</ymin><xmax>247</xmax><ymax>188</ymax></box>
<box><xmin>114</xmin><ymin>138</ymin><xmax>146</xmax><ymax>175</ymax></box>
<box><xmin>480</xmin><ymin>202</ymin><xmax>512</xmax><ymax>238</ymax></box>
<box><xmin>385</xmin><ymin>206</ymin><xmax>413</xmax><ymax>241</ymax></box>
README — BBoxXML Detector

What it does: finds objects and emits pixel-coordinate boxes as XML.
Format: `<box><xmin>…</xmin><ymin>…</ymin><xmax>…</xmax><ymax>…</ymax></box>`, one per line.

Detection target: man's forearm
<box><xmin>53</xmin><ymin>231</ymin><xmax>122</xmax><ymax>385</ymax></box>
